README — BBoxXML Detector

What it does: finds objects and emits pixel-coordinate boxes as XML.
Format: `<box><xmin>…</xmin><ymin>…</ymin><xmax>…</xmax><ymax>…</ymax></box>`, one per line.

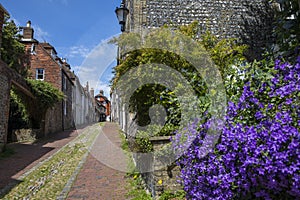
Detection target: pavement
<box><xmin>0</xmin><ymin>122</ymin><xmax>129</xmax><ymax>200</ymax></box>
<box><xmin>66</xmin><ymin>122</ymin><xmax>129</xmax><ymax>200</ymax></box>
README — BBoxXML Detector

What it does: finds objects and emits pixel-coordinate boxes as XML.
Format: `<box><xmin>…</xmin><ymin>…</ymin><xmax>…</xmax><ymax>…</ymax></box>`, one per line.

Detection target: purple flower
<box><xmin>173</xmin><ymin>57</ymin><xmax>300</xmax><ymax>199</ymax></box>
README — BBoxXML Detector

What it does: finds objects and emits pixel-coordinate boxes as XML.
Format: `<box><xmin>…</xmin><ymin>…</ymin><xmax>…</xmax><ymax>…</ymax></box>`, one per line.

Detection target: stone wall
<box><xmin>131</xmin><ymin>135</ymin><xmax>182</xmax><ymax>198</ymax></box>
<box><xmin>44</xmin><ymin>103</ymin><xmax>63</xmax><ymax>136</ymax></box>
<box><xmin>127</xmin><ymin>0</ymin><xmax>274</xmax><ymax>59</ymax></box>
<box><xmin>148</xmin><ymin>136</ymin><xmax>182</xmax><ymax>198</ymax></box>
<box><xmin>0</xmin><ymin>71</ymin><xmax>10</xmax><ymax>151</ymax></box>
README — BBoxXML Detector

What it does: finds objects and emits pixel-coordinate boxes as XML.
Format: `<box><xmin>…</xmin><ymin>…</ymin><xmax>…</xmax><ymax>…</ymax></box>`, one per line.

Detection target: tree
<box><xmin>1</xmin><ymin>15</ymin><xmax>29</xmax><ymax>76</ymax></box>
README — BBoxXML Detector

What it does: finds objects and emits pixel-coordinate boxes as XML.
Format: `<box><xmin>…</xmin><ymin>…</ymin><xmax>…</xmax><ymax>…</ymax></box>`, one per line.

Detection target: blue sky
<box><xmin>2</xmin><ymin>0</ymin><xmax>123</xmax><ymax>97</ymax></box>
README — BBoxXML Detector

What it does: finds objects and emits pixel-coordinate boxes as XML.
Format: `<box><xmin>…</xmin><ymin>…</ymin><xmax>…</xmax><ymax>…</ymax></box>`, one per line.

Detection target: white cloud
<box><xmin>76</xmin><ymin>37</ymin><xmax>118</xmax><ymax>99</ymax></box>
<box><xmin>67</xmin><ymin>45</ymin><xmax>90</xmax><ymax>58</ymax></box>
<box><xmin>32</xmin><ymin>25</ymin><xmax>50</xmax><ymax>42</ymax></box>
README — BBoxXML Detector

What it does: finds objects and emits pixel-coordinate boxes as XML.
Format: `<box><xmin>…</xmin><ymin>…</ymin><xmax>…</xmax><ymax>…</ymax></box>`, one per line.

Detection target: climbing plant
<box><xmin>9</xmin><ymin>88</ymin><xmax>30</xmax><ymax>130</ymax></box>
<box><xmin>26</xmin><ymin>79</ymin><xmax>65</xmax><ymax>117</ymax></box>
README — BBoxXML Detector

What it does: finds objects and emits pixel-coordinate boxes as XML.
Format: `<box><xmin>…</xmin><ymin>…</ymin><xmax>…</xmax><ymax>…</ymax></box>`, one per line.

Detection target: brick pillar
<box><xmin>0</xmin><ymin>68</ymin><xmax>11</xmax><ymax>152</ymax></box>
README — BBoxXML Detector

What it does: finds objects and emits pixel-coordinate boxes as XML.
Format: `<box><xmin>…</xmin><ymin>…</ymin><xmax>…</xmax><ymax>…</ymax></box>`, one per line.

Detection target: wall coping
<box><xmin>149</xmin><ymin>136</ymin><xmax>171</xmax><ymax>142</ymax></box>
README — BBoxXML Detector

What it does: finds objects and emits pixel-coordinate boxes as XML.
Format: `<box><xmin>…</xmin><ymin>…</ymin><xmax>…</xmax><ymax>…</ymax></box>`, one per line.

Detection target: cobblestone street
<box><xmin>0</xmin><ymin>123</ymin><xmax>130</xmax><ymax>200</ymax></box>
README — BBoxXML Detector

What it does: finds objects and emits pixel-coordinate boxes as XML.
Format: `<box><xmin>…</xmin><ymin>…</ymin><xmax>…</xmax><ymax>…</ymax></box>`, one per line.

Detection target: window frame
<box><xmin>36</xmin><ymin>68</ymin><xmax>45</xmax><ymax>80</ymax></box>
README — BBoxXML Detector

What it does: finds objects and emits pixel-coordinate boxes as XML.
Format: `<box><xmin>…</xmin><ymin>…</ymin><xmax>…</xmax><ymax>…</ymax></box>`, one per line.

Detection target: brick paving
<box><xmin>66</xmin><ymin>122</ymin><xmax>129</xmax><ymax>200</ymax></box>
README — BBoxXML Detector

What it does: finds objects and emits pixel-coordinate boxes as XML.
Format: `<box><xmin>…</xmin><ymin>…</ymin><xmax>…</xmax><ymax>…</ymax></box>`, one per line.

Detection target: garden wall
<box><xmin>0</xmin><ymin>60</ymin><xmax>34</xmax><ymax>152</ymax></box>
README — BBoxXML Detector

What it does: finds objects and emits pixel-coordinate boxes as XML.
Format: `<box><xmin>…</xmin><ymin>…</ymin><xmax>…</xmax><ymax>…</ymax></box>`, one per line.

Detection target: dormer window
<box><xmin>30</xmin><ymin>44</ymin><xmax>36</xmax><ymax>55</ymax></box>
<box><xmin>51</xmin><ymin>49</ymin><xmax>56</xmax><ymax>58</ymax></box>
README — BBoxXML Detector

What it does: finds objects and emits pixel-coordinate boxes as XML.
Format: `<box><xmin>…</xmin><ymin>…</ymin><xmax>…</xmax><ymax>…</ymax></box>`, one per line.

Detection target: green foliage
<box><xmin>111</xmin><ymin>26</ymin><xmax>210</xmax><ymax>131</ymax></box>
<box><xmin>26</xmin><ymin>79</ymin><xmax>65</xmax><ymax>110</ymax></box>
<box><xmin>199</xmin><ymin>31</ymin><xmax>248</xmax><ymax>81</ymax></box>
<box><xmin>126</xmin><ymin>173</ymin><xmax>152</xmax><ymax>200</ymax></box>
<box><xmin>99</xmin><ymin>122</ymin><xmax>105</xmax><ymax>127</ymax></box>
<box><xmin>270</xmin><ymin>0</ymin><xmax>300</xmax><ymax>61</ymax></box>
<box><xmin>135</xmin><ymin>130</ymin><xmax>154</xmax><ymax>153</ymax></box>
<box><xmin>158</xmin><ymin>190</ymin><xmax>186</xmax><ymax>200</ymax></box>
<box><xmin>9</xmin><ymin>88</ymin><xmax>30</xmax><ymax>129</ymax></box>
<box><xmin>111</xmin><ymin>22</ymin><xmax>246</xmax><ymax>155</ymax></box>
<box><xmin>178</xmin><ymin>21</ymin><xmax>199</xmax><ymax>40</ymax></box>
<box><xmin>1</xmin><ymin>15</ymin><xmax>29</xmax><ymax>77</ymax></box>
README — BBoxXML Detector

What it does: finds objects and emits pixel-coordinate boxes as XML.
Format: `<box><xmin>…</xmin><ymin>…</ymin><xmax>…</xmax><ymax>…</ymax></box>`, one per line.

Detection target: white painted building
<box><xmin>72</xmin><ymin>76</ymin><xmax>98</xmax><ymax>127</ymax></box>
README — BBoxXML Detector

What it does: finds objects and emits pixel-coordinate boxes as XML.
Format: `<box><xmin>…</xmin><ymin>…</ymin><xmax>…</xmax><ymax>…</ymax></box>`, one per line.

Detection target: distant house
<box><xmin>72</xmin><ymin>77</ymin><xmax>100</xmax><ymax>127</ymax></box>
<box><xmin>20</xmin><ymin>21</ymin><xmax>74</xmax><ymax>134</ymax></box>
<box><xmin>95</xmin><ymin>90</ymin><xmax>111</xmax><ymax>122</ymax></box>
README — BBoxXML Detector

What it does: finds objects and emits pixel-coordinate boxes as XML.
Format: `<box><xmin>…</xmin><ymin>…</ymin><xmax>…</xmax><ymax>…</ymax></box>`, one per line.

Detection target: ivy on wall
<box><xmin>26</xmin><ymin>79</ymin><xmax>65</xmax><ymax>110</ymax></box>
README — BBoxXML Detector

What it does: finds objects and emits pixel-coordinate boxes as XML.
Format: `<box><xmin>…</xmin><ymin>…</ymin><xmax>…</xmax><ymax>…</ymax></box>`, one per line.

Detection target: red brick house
<box><xmin>20</xmin><ymin>21</ymin><xmax>74</xmax><ymax>134</ymax></box>
<box><xmin>95</xmin><ymin>90</ymin><xmax>111</xmax><ymax>122</ymax></box>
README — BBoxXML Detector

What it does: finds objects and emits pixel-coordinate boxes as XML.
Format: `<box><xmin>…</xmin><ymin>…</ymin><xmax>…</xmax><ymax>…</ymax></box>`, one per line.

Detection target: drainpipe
<box><xmin>61</xmin><ymin>71</ymin><xmax>64</xmax><ymax>131</ymax></box>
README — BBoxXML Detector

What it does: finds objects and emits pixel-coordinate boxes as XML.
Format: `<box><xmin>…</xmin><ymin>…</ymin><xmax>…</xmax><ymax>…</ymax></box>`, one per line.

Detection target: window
<box><xmin>36</xmin><ymin>68</ymin><xmax>44</xmax><ymax>80</ymax></box>
<box><xmin>64</xmin><ymin>100</ymin><xmax>67</xmax><ymax>116</ymax></box>
<box><xmin>62</xmin><ymin>75</ymin><xmax>67</xmax><ymax>91</ymax></box>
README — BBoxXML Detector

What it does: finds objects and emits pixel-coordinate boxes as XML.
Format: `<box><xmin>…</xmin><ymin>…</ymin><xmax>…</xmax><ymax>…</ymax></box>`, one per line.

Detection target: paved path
<box><xmin>66</xmin><ymin>122</ymin><xmax>129</xmax><ymax>200</ymax></box>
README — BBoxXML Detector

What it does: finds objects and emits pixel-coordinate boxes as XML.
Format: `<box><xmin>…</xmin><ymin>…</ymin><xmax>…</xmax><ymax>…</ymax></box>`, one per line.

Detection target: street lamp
<box><xmin>115</xmin><ymin>0</ymin><xmax>129</xmax><ymax>32</ymax></box>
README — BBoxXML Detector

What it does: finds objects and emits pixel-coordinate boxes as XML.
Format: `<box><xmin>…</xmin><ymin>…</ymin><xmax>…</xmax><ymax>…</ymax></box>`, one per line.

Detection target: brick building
<box><xmin>125</xmin><ymin>0</ymin><xmax>274</xmax><ymax>59</ymax></box>
<box><xmin>20</xmin><ymin>21</ymin><xmax>74</xmax><ymax>134</ymax></box>
<box><xmin>95</xmin><ymin>90</ymin><xmax>111</xmax><ymax>122</ymax></box>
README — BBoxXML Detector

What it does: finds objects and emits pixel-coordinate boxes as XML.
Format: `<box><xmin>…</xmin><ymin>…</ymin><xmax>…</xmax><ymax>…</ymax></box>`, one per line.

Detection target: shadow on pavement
<box><xmin>0</xmin><ymin>128</ymin><xmax>80</xmax><ymax>197</ymax></box>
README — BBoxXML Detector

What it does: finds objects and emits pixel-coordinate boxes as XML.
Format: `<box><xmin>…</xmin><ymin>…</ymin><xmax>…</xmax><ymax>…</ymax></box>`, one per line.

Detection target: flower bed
<box><xmin>174</xmin><ymin>58</ymin><xmax>300</xmax><ymax>199</ymax></box>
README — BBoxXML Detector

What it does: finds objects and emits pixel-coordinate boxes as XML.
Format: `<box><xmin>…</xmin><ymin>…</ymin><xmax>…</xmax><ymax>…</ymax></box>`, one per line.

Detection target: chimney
<box><xmin>23</xmin><ymin>20</ymin><xmax>34</xmax><ymax>40</ymax></box>
<box><xmin>90</xmin><ymin>88</ymin><xmax>95</xmax><ymax>98</ymax></box>
<box><xmin>100</xmin><ymin>89</ymin><xmax>104</xmax><ymax>95</ymax></box>
<box><xmin>86</xmin><ymin>82</ymin><xmax>89</xmax><ymax>91</ymax></box>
